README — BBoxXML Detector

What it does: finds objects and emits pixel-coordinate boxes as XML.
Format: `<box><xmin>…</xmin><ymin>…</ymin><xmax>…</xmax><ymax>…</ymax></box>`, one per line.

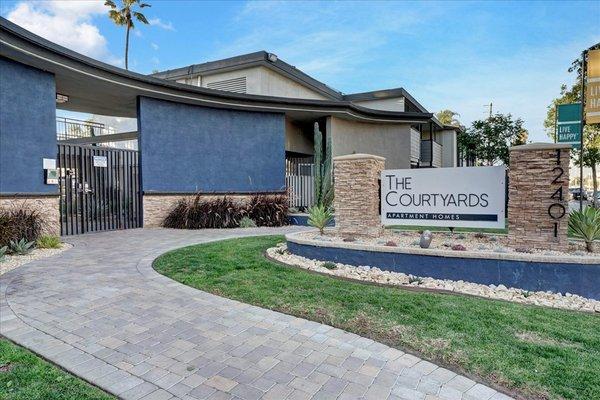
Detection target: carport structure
<box><xmin>0</xmin><ymin>17</ymin><xmax>433</xmax><ymax>235</ymax></box>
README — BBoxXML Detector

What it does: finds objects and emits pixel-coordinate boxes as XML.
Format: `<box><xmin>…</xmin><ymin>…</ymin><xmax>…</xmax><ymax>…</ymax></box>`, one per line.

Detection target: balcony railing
<box><xmin>56</xmin><ymin>117</ymin><xmax>136</xmax><ymax>150</ymax></box>
<box><xmin>420</xmin><ymin>140</ymin><xmax>442</xmax><ymax>167</ymax></box>
<box><xmin>56</xmin><ymin>117</ymin><xmax>114</xmax><ymax>140</ymax></box>
<box><xmin>410</xmin><ymin>128</ymin><xmax>421</xmax><ymax>164</ymax></box>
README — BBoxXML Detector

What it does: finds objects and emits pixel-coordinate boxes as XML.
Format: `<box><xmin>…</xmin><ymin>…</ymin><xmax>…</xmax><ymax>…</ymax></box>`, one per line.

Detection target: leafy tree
<box><xmin>544</xmin><ymin>44</ymin><xmax>600</xmax><ymax>207</ymax></box>
<box><xmin>457</xmin><ymin>129</ymin><xmax>478</xmax><ymax>166</ymax></box>
<box><xmin>435</xmin><ymin>109</ymin><xmax>463</xmax><ymax>127</ymax></box>
<box><xmin>467</xmin><ymin>113</ymin><xmax>527</xmax><ymax>166</ymax></box>
<box><xmin>105</xmin><ymin>0</ymin><xmax>151</xmax><ymax>70</ymax></box>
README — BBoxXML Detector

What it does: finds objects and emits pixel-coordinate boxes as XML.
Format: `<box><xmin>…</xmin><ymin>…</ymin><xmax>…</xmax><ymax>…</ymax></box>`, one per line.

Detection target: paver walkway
<box><xmin>1</xmin><ymin>228</ymin><xmax>513</xmax><ymax>400</ymax></box>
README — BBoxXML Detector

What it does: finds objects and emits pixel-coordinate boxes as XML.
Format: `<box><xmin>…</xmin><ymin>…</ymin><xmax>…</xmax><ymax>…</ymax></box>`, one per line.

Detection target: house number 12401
<box><xmin>548</xmin><ymin>149</ymin><xmax>566</xmax><ymax>237</ymax></box>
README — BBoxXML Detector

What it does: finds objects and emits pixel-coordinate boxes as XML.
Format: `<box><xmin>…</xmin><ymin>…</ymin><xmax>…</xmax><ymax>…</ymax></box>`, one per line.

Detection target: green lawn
<box><xmin>0</xmin><ymin>338</ymin><xmax>114</xmax><ymax>400</ymax></box>
<box><xmin>154</xmin><ymin>235</ymin><xmax>600</xmax><ymax>400</ymax></box>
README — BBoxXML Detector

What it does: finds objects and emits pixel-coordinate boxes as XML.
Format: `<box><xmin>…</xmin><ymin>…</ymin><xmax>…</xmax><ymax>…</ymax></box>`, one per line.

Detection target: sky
<box><xmin>1</xmin><ymin>0</ymin><xmax>599</xmax><ymax>142</ymax></box>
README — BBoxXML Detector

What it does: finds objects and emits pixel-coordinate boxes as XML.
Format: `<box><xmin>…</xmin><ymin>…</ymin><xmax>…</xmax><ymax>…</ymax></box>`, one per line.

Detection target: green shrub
<box><xmin>322</xmin><ymin>261</ymin><xmax>337</xmax><ymax>270</ymax></box>
<box><xmin>9</xmin><ymin>238</ymin><xmax>35</xmax><ymax>255</ymax></box>
<box><xmin>0</xmin><ymin>207</ymin><xmax>42</xmax><ymax>248</ymax></box>
<box><xmin>36</xmin><ymin>235</ymin><xmax>61</xmax><ymax>249</ymax></box>
<box><xmin>307</xmin><ymin>205</ymin><xmax>333</xmax><ymax>235</ymax></box>
<box><xmin>569</xmin><ymin>207</ymin><xmax>600</xmax><ymax>252</ymax></box>
<box><xmin>0</xmin><ymin>246</ymin><xmax>7</xmax><ymax>261</ymax></box>
<box><xmin>238</xmin><ymin>216</ymin><xmax>257</xmax><ymax>228</ymax></box>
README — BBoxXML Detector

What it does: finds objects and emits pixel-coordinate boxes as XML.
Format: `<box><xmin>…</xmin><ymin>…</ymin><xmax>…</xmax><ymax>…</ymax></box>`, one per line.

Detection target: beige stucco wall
<box><xmin>327</xmin><ymin>116</ymin><xmax>411</xmax><ymax>169</ymax></box>
<box><xmin>285</xmin><ymin>118</ymin><xmax>313</xmax><ymax>155</ymax></box>
<box><xmin>181</xmin><ymin>66</ymin><xmax>329</xmax><ymax>100</ymax></box>
<box><xmin>258</xmin><ymin>67</ymin><xmax>328</xmax><ymax>100</ymax></box>
<box><xmin>353</xmin><ymin>97</ymin><xmax>405</xmax><ymax>112</ymax></box>
<box><xmin>439</xmin><ymin>129</ymin><xmax>457</xmax><ymax>168</ymax></box>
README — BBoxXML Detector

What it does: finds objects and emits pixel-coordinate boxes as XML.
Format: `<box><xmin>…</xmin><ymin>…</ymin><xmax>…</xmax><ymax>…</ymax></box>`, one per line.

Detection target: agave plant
<box><xmin>9</xmin><ymin>238</ymin><xmax>35</xmax><ymax>255</ymax></box>
<box><xmin>568</xmin><ymin>207</ymin><xmax>600</xmax><ymax>252</ymax></box>
<box><xmin>307</xmin><ymin>204</ymin><xmax>333</xmax><ymax>235</ymax></box>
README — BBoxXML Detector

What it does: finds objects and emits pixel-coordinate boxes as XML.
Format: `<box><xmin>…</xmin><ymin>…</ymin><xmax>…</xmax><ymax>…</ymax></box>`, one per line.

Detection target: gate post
<box><xmin>333</xmin><ymin>154</ymin><xmax>385</xmax><ymax>238</ymax></box>
<box><xmin>508</xmin><ymin>143</ymin><xmax>571</xmax><ymax>251</ymax></box>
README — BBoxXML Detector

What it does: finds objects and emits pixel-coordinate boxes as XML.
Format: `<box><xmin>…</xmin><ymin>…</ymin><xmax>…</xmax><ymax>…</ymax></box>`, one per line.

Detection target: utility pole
<box><xmin>484</xmin><ymin>102</ymin><xmax>493</xmax><ymax>118</ymax></box>
<box><xmin>579</xmin><ymin>50</ymin><xmax>587</xmax><ymax>212</ymax></box>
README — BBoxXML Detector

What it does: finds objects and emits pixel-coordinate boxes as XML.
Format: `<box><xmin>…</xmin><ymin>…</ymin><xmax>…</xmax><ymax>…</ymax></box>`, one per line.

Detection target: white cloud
<box><xmin>212</xmin><ymin>2</ymin><xmax>424</xmax><ymax>86</ymax></box>
<box><xmin>148</xmin><ymin>18</ymin><xmax>174</xmax><ymax>31</ymax></box>
<box><xmin>151</xmin><ymin>42</ymin><xmax>159</xmax><ymax>50</ymax></box>
<box><xmin>6</xmin><ymin>1</ymin><xmax>121</xmax><ymax>65</ymax></box>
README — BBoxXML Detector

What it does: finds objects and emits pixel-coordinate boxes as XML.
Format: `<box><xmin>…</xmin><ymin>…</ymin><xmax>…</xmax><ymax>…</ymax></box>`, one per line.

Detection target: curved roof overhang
<box><xmin>0</xmin><ymin>18</ymin><xmax>433</xmax><ymax>124</ymax></box>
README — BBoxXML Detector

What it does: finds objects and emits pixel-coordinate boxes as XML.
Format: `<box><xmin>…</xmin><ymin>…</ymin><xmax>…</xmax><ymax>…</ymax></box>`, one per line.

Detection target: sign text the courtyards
<box><xmin>381</xmin><ymin>167</ymin><xmax>506</xmax><ymax>229</ymax></box>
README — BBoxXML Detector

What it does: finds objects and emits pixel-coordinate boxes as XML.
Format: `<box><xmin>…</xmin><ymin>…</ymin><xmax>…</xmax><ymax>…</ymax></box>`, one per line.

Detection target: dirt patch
<box><xmin>515</xmin><ymin>331</ymin><xmax>577</xmax><ymax>349</ymax></box>
<box><xmin>0</xmin><ymin>363</ymin><xmax>14</xmax><ymax>373</ymax></box>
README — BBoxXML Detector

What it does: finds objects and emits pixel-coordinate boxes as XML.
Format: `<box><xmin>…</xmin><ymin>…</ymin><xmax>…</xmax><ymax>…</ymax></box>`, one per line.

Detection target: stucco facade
<box><xmin>285</xmin><ymin>118</ymin><xmax>314</xmax><ymax>155</ymax></box>
<box><xmin>353</xmin><ymin>97</ymin><xmax>406</xmax><ymax>112</ymax></box>
<box><xmin>177</xmin><ymin>65</ymin><xmax>329</xmax><ymax>100</ymax></box>
<box><xmin>0</xmin><ymin>57</ymin><xmax>57</xmax><ymax>194</ymax></box>
<box><xmin>138</xmin><ymin>96</ymin><xmax>286</xmax><ymax>193</ymax></box>
<box><xmin>327</xmin><ymin>116</ymin><xmax>412</xmax><ymax>170</ymax></box>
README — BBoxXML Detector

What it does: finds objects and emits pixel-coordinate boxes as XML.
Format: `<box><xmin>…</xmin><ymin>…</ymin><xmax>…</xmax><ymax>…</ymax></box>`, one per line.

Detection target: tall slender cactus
<box><xmin>313</xmin><ymin>122</ymin><xmax>333</xmax><ymax>207</ymax></box>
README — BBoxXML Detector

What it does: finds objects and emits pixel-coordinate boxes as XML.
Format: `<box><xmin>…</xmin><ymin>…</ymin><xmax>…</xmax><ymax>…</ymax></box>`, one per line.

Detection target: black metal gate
<box><xmin>58</xmin><ymin>144</ymin><xmax>141</xmax><ymax>235</ymax></box>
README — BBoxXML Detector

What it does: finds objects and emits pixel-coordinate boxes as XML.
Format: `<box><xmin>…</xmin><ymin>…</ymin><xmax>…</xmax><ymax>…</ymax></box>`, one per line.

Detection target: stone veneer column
<box><xmin>508</xmin><ymin>143</ymin><xmax>571</xmax><ymax>251</ymax></box>
<box><xmin>0</xmin><ymin>196</ymin><xmax>60</xmax><ymax>236</ymax></box>
<box><xmin>333</xmin><ymin>154</ymin><xmax>385</xmax><ymax>238</ymax></box>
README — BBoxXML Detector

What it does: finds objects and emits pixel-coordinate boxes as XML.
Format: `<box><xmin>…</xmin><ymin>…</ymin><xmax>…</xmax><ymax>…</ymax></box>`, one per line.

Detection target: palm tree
<box><xmin>105</xmin><ymin>0</ymin><xmax>151</xmax><ymax>70</ymax></box>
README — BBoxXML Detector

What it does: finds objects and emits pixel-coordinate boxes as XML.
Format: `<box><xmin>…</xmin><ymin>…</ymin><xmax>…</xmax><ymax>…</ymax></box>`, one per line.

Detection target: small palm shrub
<box><xmin>10</xmin><ymin>238</ymin><xmax>35</xmax><ymax>255</ymax></box>
<box><xmin>238</xmin><ymin>216</ymin><xmax>257</xmax><ymax>228</ymax></box>
<box><xmin>36</xmin><ymin>235</ymin><xmax>61</xmax><ymax>249</ymax></box>
<box><xmin>307</xmin><ymin>205</ymin><xmax>333</xmax><ymax>235</ymax></box>
<box><xmin>0</xmin><ymin>207</ymin><xmax>42</xmax><ymax>248</ymax></box>
<box><xmin>569</xmin><ymin>207</ymin><xmax>600</xmax><ymax>252</ymax></box>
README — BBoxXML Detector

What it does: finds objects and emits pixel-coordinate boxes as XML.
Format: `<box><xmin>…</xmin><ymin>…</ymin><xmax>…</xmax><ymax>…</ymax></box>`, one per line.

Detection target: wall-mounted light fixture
<box><xmin>56</xmin><ymin>93</ymin><xmax>69</xmax><ymax>103</ymax></box>
<box><xmin>267</xmin><ymin>53</ymin><xmax>278</xmax><ymax>63</ymax></box>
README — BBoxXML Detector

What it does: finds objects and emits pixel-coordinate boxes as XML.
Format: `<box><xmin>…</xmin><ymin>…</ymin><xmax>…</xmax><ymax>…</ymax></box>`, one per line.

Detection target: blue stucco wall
<box><xmin>138</xmin><ymin>96</ymin><xmax>285</xmax><ymax>193</ymax></box>
<box><xmin>0</xmin><ymin>57</ymin><xmax>56</xmax><ymax>194</ymax></box>
<box><xmin>287</xmin><ymin>241</ymin><xmax>600</xmax><ymax>300</ymax></box>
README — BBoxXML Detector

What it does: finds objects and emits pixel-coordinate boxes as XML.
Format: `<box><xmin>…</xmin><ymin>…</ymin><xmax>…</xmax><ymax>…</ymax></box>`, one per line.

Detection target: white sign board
<box><xmin>93</xmin><ymin>156</ymin><xmax>108</xmax><ymax>168</ymax></box>
<box><xmin>42</xmin><ymin>158</ymin><xmax>56</xmax><ymax>169</ymax></box>
<box><xmin>381</xmin><ymin>166</ymin><xmax>506</xmax><ymax>229</ymax></box>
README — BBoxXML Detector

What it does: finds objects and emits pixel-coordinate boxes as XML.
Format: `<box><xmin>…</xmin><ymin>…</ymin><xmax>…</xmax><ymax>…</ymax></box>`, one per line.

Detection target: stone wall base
<box><xmin>143</xmin><ymin>194</ymin><xmax>255</xmax><ymax>228</ymax></box>
<box><xmin>0</xmin><ymin>196</ymin><xmax>60</xmax><ymax>237</ymax></box>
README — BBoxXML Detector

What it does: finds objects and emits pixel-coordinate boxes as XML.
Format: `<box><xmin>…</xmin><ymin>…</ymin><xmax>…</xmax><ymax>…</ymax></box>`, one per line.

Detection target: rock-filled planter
<box><xmin>285</xmin><ymin>230</ymin><xmax>600</xmax><ymax>302</ymax></box>
<box><xmin>270</xmin><ymin>242</ymin><xmax>600</xmax><ymax>313</ymax></box>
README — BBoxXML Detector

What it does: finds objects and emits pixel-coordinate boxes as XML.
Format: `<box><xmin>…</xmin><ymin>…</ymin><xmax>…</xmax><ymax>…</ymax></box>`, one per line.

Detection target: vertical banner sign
<box><xmin>381</xmin><ymin>166</ymin><xmax>506</xmax><ymax>229</ymax></box>
<box><xmin>556</xmin><ymin>103</ymin><xmax>582</xmax><ymax>149</ymax></box>
<box><xmin>586</xmin><ymin>49</ymin><xmax>600</xmax><ymax>124</ymax></box>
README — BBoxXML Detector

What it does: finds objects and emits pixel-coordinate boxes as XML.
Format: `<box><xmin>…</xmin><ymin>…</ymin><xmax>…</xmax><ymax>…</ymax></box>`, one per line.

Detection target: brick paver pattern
<box><xmin>0</xmin><ymin>228</ymin><xmax>513</xmax><ymax>400</ymax></box>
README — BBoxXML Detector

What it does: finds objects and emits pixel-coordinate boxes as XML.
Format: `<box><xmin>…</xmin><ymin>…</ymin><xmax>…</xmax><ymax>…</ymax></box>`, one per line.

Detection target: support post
<box><xmin>508</xmin><ymin>143</ymin><xmax>571</xmax><ymax>251</ymax></box>
<box><xmin>333</xmin><ymin>154</ymin><xmax>385</xmax><ymax>238</ymax></box>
